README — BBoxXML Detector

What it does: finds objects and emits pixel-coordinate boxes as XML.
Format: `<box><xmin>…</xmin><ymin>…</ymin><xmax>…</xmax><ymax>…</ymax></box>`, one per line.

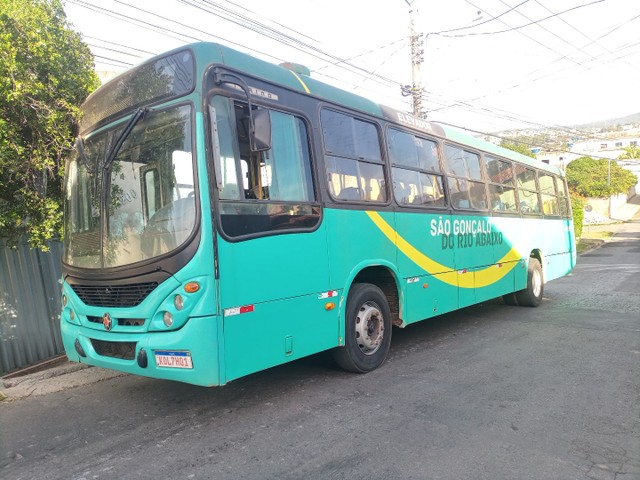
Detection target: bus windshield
<box><xmin>63</xmin><ymin>104</ymin><xmax>196</xmax><ymax>269</ymax></box>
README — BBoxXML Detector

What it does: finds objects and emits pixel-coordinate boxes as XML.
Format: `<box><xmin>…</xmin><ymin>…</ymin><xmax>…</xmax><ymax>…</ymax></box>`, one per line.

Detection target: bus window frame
<box><xmin>538</xmin><ymin>171</ymin><xmax>561</xmax><ymax>218</ymax></box>
<box><xmin>443</xmin><ymin>142</ymin><xmax>489</xmax><ymax>212</ymax></box>
<box><xmin>515</xmin><ymin>165</ymin><xmax>543</xmax><ymax>217</ymax></box>
<box><xmin>483</xmin><ymin>154</ymin><xmax>520</xmax><ymax>216</ymax></box>
<box><xmin>206</xmin><ymin>86</ymin><xmax>323</xmax><ymax>243</ymax></box>
<box><xmin>320</xmin><ymin>106</ymin><xmax>390</xmax><ymax>206</ymax></box>
<box><xmin>385</xmin><ymin>125</ymin><xmax>448</xmax><ymax>210</ymax></box>
<box><xmin>553</xmin><ymin>174</ymin><xmax>571</xmax><ymax>218</ymax></box>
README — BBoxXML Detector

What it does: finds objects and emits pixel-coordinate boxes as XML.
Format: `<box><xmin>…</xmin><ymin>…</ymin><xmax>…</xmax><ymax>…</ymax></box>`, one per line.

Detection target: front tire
<box><xmin>333</xmin><ymin>283</ymin><xmax>392</xmax><ymax>373</ymax></box>
<box><xmin>515</xmin><ymin>258</ymin><xmax>543</xmax><ymax>307</ymax></box>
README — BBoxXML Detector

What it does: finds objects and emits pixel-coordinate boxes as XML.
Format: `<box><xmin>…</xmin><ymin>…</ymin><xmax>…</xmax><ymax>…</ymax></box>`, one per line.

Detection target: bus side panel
<box><xmin>474</xmin><ymin>262</ymin><xmax>517</xmax><ymax>304</ymax></box>
<box><xmin>394</xmin><ymin>210</ymin><xmax>458</xmax><ymax>323</ymax></box>
<box><xmin>223</xmin><ymin>293</ymin><xmax>340</xmax><ymax>382</ymax></box>
<box><xmin>217</xmin><ymin>224</ymin><xmax>336</xmax><ymax>380</ymax></box>
<box><xmin>403</xmin><ymin>272</ymin><xmax>459</xmax><ymax>324</ymax></box>
<box><xmin>324</xmin><ymin>209</ymin><xmax>398</xmax><ymax>290</ymax></box>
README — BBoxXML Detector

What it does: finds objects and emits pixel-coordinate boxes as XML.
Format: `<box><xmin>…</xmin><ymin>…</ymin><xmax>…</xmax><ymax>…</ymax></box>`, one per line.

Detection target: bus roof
<box><xmin>96</xmin><ymin>41</ymin><xmax>561</xmax><ymax>176</ymax></box>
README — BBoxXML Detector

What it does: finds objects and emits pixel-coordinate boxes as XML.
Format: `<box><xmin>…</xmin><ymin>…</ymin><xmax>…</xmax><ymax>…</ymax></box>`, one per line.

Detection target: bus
<box><xmin>60</xmin><ymin>42</ymin><xmax>576</xmax><ymax>386</ymax></box>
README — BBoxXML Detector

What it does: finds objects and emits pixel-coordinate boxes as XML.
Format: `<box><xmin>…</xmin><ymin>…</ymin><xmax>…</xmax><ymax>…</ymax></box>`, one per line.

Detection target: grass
<box><xmin>576</xmin><ymin>230</ymin><xmax>615</xmax><ymax>254</ymax></box>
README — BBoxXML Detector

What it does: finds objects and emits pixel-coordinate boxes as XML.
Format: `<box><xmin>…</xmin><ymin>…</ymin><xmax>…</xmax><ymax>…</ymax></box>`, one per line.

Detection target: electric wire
<box><xmin>68</xmin><ymin>0</ymin><xmax>634</xmax><ymax>138</ymax></box>
<box><xmin>439</xmin><ymin>0</ymin><xmax>604</xmax><ymax>38</ymax></box>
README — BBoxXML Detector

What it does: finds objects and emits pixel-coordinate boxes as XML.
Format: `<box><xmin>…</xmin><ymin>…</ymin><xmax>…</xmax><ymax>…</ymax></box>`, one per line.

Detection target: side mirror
<box><xmin>252</xmin><ymin>109</ymin><xmax>272</xmax><ymax>152</ymax></box>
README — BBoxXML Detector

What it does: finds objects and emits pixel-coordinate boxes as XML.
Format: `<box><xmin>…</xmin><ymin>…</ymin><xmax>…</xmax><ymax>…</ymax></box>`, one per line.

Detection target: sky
<box><xmin>62</xmin><ymin>0</ymin><xmax>640</xmax><ymax>134</ymax></box>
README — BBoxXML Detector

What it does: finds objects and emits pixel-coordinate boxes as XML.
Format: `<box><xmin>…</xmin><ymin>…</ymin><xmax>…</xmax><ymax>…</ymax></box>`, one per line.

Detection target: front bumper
<box><xmin>61</xmin><ymin>315</ymin><xmax>222</xmax><ymax>387</ymax></box>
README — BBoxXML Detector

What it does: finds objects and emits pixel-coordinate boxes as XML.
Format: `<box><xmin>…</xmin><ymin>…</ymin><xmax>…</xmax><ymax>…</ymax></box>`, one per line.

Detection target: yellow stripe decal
<box><xmin>289</xmin><ymin>70</ymin><xmax>311</xmax><ymax>94</ymax></box>
<box><xmin>366</xmin><ymin>211</ymin><xmax>521</xmax><ymax>288</ymax></box>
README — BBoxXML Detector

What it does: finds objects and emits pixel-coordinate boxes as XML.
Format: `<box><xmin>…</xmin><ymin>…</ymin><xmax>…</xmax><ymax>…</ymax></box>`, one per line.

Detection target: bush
<box><xmin>571</xmin><ymin>195</ymin><xmax>584</xmax><ymax>238</ymax></box>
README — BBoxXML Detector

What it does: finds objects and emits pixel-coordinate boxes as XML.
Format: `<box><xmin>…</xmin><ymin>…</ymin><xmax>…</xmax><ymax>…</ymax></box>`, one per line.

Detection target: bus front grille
<box><xmin>91</xmin><ymin>339</ymin><xmax>136</xmax><ymax>360</ymax></box>
<box><xmin>70</xmin><ymin>282</ymin><xmax>158</xmax><ymax>307</ymax></box>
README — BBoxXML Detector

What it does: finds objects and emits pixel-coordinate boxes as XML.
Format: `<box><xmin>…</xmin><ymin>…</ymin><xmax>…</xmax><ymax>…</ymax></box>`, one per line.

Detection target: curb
<box><xmin>1</xmin><ymin>361</ymin><xmax>126</xmax><ymax>402</ymax></box>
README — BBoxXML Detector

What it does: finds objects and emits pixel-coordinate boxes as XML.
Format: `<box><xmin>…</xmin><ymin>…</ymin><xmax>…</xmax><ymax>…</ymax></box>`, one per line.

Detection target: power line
<box><xmin>175</xmin><ymin>0</ymin><xmax>407</xmax><ymax>89</ymax></box>
<box><xmin>439</xmin><ymin>0</ymin><xmax>604</xmax><ymax>38</ymax></box>
<box><xmin>82</xmin><ymin>34</ymin><xmax>157</xmax><ymax>56</ymax></box>
<box><xmin>68</xmin><ymin>0</ymin><xmax>634</xmax><ymax>136</ymax></box>
<box><xmin>432</xmin><ymin>0</ymin><xmax>530</xmax><ymax>35</ymax></box>
<box><xmin>533</xmin><ymin>0</ymin><xmax>638</xmax><ymax>70</ymax></box>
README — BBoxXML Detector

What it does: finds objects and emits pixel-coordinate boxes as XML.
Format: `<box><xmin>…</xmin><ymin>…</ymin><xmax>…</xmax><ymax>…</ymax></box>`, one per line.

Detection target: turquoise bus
<box><xmin>61</xmin><ymin>42</ymin><xmax>576</xmax><ymax>386</ymax></box>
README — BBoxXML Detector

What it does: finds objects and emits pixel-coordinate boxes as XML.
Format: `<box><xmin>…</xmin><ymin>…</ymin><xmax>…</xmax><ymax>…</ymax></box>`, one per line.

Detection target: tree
<box><xmin>500</xmin><ymin>140</ymin><xmax>536</xmax><ymax>158</ymax></box>
<box><xmin>565</xmin><ymin>156</ymin><xmax>637</xmax><ymax>198</ymax></box>
<box><xmin>618</xmin><ymin>145</ymin><xmax>640</xmax><ymax>160</ymax></box>
<box><xmin>0</xmin><ymin>0</ymin><xmax>99</xmax><ymax>248</ymax></box>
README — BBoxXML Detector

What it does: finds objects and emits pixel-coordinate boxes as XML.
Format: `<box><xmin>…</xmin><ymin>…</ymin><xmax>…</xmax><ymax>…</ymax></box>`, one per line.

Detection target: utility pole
<box><xmin>402</xmin><ymin>0</ymin><xmax>425</xmax><ymax>118</ymax></box>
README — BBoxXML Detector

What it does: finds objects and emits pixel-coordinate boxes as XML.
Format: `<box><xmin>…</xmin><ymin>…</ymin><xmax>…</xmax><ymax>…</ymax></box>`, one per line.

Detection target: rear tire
<box><xmin>515</xmin><ymin>258</ymin><xmax>543</xmax><ymax>307</ymax></box>
<box><xmin>333</xmin><ymin>283</ymin><xmax>392</xmax><ymax>373</ymax></box>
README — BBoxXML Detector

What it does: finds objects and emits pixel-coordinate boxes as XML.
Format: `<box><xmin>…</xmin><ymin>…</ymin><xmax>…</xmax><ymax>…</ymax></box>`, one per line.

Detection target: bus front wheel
<box><xmin>515</xmin><ymin>258</ymin><xmax>543</xmax><ymax>307</ymax></box>
<box><xmin>333</xmin><ymin>283</ymin><xmax>392</xmax><ymax>373</ymax></box>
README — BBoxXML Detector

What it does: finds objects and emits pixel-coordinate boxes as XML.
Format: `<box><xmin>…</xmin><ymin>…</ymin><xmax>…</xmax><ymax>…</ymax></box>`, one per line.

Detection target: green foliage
<box><xmin>0</xmin><ymin>0</ymin><xmax>99</xmax><ymax>249</ymax></box>
<box><xmin>565</xmin><ymin>156</ymin><xmax>637</xmax><ymax>198</ymax></box>
<box><xmin>570</xmin><ymin>195</ymin><xmax>584</xmax><ymax>238</ymax></box>
<box><xmin>500</xmin><ymin>140</ymin><xmax>536</xmax><ymax>158</ymax></box>
<box><xmin>618</xmin><ymin>146</ymin><xmax>640</xmax><ymax>160</ymax></box>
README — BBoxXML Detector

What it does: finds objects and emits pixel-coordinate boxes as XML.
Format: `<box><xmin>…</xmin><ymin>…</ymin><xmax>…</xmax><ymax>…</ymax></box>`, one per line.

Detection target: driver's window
<box><xmin>210</xmin><ymin>96</ymin><xmax>319</xmax><ymax>238</ymax></box>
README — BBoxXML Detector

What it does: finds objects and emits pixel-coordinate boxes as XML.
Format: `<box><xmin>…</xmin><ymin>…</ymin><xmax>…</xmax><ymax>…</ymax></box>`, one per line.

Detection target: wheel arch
<box><xmin>339</xmin><ymin>260</ymin><xmax>403</xmax><ymax>343</ymax></box>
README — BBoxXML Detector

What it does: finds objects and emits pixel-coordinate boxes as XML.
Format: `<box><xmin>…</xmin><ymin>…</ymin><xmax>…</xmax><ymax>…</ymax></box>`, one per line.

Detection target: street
<box><xmin>1</xmin><ymin>221</ymin><xmax>639</xmax><ymax>480</ymax></box>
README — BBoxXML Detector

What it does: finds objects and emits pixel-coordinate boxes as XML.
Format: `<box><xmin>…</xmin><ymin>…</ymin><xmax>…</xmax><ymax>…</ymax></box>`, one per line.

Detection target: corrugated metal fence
<box><xmin>0</xmin><ymin>240</ymin><xmax>63</xmax><ymax>374</ymax></box>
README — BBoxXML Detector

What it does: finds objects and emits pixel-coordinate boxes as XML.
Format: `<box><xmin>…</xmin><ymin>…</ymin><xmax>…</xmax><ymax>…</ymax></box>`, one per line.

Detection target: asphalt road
<box><xmin>2</xmin><ymin>222</ymin><xmax>639</xmax><ymax>480</ymax></box>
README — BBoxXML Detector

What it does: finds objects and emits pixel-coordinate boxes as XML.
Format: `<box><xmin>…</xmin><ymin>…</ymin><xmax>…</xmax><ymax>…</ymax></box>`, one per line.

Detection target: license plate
<box><xmin>154</xmin><ymin>350</ymin><xmax>193</xmax><ymax>369</ymax></box>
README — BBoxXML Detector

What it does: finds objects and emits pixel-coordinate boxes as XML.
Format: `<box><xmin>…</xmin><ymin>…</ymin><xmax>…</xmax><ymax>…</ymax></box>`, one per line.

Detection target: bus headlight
<box><xmin>62</xmin><ymin>295</ymin><xmax>68</xmax><ymax>307</ymax></box>
<box><xmin>163</xmin><ymin>311</ymin><xmax>173</xmax><ymax>327</ymax></box>
<box><xmin>174</xmin><ymin>294</ymin><xmax>184</xmax><ymax>311</ymax></box>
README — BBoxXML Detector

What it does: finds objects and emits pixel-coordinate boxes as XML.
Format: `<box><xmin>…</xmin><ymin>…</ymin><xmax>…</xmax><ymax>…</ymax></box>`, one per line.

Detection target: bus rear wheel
<box><xmin>515</xmin><ymin>258</ymin><xmax>543</xmax><ymax>307</ymax></box>
<box><xmin>333</xmin><ymin>283</ymin><xmax>392</xmax><ymax>373</ymax></box>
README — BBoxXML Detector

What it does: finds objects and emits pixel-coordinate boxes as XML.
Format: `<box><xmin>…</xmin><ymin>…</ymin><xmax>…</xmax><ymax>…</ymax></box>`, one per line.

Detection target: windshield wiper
<box><xmin>103</xmin><ymin>107</ymin><xmax>147</xmax><ymax>173</ymax></box>
<box><xmin>75</xmin><ymin>137</ymin><xmax>95</xmax><ymax>174</ymax></box>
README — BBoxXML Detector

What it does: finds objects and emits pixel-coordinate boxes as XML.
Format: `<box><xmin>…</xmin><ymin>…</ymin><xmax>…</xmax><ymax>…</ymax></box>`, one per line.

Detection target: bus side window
<box><xmin>210</xmin><ymin>95</ymin><xmax>320</xmax><ymax>238</ymax></box>
<box><xmin>516</xmin><ymin>166</ymin><xmax>541</xmax><ymax>214</ymax></box>
<box><xmin>444</xmin><ymin>144</ymin><xmax>486</xmax><ymax>211</ymax></box>
<box><xmin>321</xmin><ymin>109</ymin><xmax>386</xmax><ymax>203</ymax></box>
<box><xmin>484</xmin><ymin>155</ymin><xmax>518</xmax><ymax>214</ymax></box>
<box><xmin>539</xmin><ymin>172</ymin><xmax>559</xmax><ymax>216</ymax></box>
<box><xmin>388</xmin><ymin>128</ymin><xmax>446</xmax><ymax>208</ymax></box>
<box><xmin>555</xmin><ymin>176</ymin><xmax>570</xmax><ymax>216</ymax></box>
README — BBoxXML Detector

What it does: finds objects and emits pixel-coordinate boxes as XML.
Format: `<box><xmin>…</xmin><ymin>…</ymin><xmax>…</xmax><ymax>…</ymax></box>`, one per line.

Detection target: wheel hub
<box><xmin>532</xmin><ymin>268</ymin><xmax>542</xmax><ymax>297</ymax></box>
<box><xmin>355</xmin><ymin>301</ymin><xmax>384</xmax><ymax>355</ymax></box>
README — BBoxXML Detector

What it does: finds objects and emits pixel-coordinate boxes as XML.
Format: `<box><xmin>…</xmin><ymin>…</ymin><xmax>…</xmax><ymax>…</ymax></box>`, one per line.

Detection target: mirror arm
<box><xmin>212</xmin><ymin>68</ymin><xmax>257</xmax><ymax>150</ymax></box>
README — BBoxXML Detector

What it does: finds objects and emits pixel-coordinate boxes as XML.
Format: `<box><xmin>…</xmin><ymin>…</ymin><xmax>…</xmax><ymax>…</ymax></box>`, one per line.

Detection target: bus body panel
<box><xmin>223</xmin><ymin>292</ymin><xmax>341</xmax><ymax>382</ymax></box>
<box><xmin>217</xmin><ymin>223</ymin><xmax>337</xmax><ymax>381</ymax></box>
<box><xmin>323</xmin><ymin>209</ymin><xmax>398</xmax><ymax>289</ymax></box>
<box><xmin>62</xmin><ymin>314</ymin><xmax>222</xmax><ymax>386</ymax></box>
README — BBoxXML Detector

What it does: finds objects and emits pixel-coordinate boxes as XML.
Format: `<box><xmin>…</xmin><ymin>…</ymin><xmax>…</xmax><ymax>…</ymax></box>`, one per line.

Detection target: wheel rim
<box><xmin>532</xmin><ymin>267</ymin><xmax>542</xmax><ymax>297</ymax></box>
<box><xmin>354</xmin><ymin>301</ymin><xmax>385</xmax><ymax>355</ymax></box>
